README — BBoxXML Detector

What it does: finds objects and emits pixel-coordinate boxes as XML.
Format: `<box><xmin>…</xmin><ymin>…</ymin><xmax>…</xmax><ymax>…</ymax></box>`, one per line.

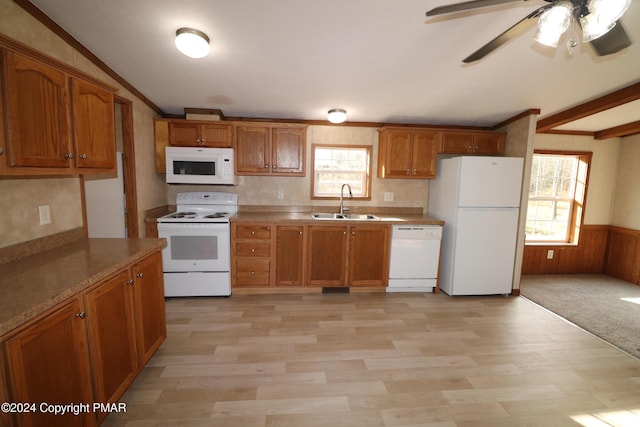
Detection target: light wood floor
<box><xmin>104</xmin><ymin>293</ymin><xmax>640</xmax><ymax>427</ymax></box>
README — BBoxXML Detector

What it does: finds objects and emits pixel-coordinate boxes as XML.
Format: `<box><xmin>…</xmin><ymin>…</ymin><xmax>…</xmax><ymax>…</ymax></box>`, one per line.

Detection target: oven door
<box><xmin>158</xmin><ymin>222</ymin><xmax>230</xmax><ymax>272</ymax></box>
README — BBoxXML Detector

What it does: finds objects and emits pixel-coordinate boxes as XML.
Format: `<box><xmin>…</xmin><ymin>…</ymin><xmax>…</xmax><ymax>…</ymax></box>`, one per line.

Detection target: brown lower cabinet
<box><xmin>3</xmin><ymin>298</ymin><xmax>93</xmax><ymax>427</ymax></box>
<box><xmin>306</xmin><ymin>225</ymin><xmax>390</xmax><ymax>287</ymax></box>
<box><xmin>1</xmin><ymin>250</ymin><xmax>165</xmax><ymax>427</ymax></box>
<box><xmin>231</xmin><ymin>221</ymin><xmax>390</xmax><ymax>290</ymax></box>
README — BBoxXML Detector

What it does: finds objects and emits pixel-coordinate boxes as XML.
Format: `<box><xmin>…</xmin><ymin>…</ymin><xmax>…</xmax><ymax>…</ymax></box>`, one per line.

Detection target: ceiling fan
<box><xmin>426</xmin><ymin>0</ymin><xmax>633</xmax><ymax>63</ymax></box>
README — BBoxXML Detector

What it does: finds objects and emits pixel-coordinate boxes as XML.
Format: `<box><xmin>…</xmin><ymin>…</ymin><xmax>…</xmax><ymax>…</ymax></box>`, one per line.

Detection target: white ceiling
<box><xmin>27</xmin><ymin>0</ymin><xmax>640</xmax><ymax>132</ymax></box>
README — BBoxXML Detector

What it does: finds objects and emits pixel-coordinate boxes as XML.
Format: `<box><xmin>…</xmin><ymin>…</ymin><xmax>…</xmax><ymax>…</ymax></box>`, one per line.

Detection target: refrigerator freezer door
<box><xmin>458</xmin><ymin>157</ymin><xmax>523</xmax><ymax>208</ymax></box>
<box><xmin>448</xmin><ymin>207</ymin><xmax>519</xmax><ymax>295</ymax></box>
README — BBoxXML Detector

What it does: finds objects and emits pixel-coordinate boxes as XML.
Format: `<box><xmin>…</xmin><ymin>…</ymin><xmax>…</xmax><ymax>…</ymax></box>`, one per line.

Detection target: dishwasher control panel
<box><xmin>392</xmin><ymin>226</ymin><xmax>442</xmax><ymax>240</ymax></box>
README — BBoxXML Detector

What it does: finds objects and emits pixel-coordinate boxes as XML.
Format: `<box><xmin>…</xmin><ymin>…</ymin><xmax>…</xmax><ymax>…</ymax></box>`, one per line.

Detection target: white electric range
<box><xmin>157</xmin><ymin>192</ymin><xmax>238</xmax><ymax>296</ymax></box>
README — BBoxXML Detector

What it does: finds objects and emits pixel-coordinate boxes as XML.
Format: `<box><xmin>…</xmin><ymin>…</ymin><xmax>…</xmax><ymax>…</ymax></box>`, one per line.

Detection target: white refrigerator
<box><xmin>428</xmin><ymin>156</ymin><xmax>524</xmax><ymax>295</ymax></box>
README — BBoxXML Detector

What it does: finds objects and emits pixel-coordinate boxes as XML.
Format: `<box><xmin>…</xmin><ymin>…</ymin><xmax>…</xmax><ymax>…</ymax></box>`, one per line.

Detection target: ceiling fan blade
<box><xmin>590</xmin><ymin>23</ymin><xmax>631</xmax><ymax>56</ymax></box>
<box><xmin>462</xmin><ymin>5</ymin><xmax>552</xmax><ymax>63</ymax></box>
<box><xmin>426</xmin><ymin>0</ymin><xmax>527</xmax><ymax>17</ymax></box>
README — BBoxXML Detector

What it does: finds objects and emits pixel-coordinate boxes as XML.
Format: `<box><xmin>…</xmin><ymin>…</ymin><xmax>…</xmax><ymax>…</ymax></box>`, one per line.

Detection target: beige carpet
<box><xmin>520</xmin><ymin>274</ymin><xmax>640</xmax><ymax>360</ymax></box>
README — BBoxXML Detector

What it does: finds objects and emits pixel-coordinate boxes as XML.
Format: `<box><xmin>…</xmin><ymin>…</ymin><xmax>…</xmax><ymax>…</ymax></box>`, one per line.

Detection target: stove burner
<box><xmin>169</xmin><ymin>211</ymin><xmax>197</xmax><ymax>218</ymax></box>
<box><xmin>204</xmin><ymin>212</ymin><xmax>228</xmax><ymax>219</ymax></box>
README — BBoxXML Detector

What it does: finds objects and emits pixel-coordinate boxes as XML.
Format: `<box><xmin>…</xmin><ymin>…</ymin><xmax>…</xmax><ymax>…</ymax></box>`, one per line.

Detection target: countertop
<box><xmin>144</xmin><ymin>205</ymin><xmax>444</xmax><ymax>226</ymax></box>
<box><xmin>0</xmin><ymin>238</ymin><xmax>166</xmax><ymax>337</ymax></box>
<box><xmin>230</xmin><ymin>211</ymin><xmax>445</xmax><ymax>225</ymax></box>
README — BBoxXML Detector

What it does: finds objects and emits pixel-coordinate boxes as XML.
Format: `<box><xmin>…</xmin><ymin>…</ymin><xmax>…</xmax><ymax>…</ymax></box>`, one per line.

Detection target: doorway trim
<box><xmin>117</xmin><ymin>95</ymin><xmax>139</xmax><ymax>238</ymax></box>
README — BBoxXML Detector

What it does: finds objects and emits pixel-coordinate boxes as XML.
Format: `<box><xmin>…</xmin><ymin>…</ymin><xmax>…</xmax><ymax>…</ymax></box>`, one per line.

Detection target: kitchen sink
<box><xmin>311</xmin><ymin>213</ymin><xmax>379</xmax><ymax>221</ymax></box>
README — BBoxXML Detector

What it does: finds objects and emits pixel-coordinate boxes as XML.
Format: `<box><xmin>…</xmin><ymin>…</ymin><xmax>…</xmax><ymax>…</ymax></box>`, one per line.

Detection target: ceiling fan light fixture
<box><xmin>588</xmin><ymin>0</ymin><xmax>631</xmax><ymax>24</ymax></box>
<box><xmin>580</xmin><ymin>13</ymin><xmax>616</xmax><ymax>42</ymax></box>
<box><xmin>535</xmin><ymin>3</ymin><xmax>573</xmax><ymax>47</ymax></box>
<box><xmin>581</xmin><ymin>0</ymin><xmax>631</xmax><ymax>42</ymax></box>
<box><xmin>175</xmin><ymin>27</ymin><xmax>210</xmax><ymax>59</ymax></box>
<box><xmin>327</xmin><ymin>109</ymin><xmax>347</xmax><ymax>123</ymax></box>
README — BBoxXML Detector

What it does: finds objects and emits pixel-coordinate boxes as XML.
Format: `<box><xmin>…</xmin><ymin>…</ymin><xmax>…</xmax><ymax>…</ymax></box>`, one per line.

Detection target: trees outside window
<box><xmin>525</xmin><ymin>151</ymin><xmax>591</xmax><ymax>243</ymax></box>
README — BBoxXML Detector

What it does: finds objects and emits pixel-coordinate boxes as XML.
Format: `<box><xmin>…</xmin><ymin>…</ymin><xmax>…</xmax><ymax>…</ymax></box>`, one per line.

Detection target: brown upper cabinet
<box><xmin>441</xmin><ymin>131</ymin><xmax>506</xmax><ymax>155</ymax></box>
<box><xmin>0</xmin><ymin>41</ymin><xmax>117</xmax><ymax>176</ymax></box>
<box><xmin>235</xmin><ymin>123</ymin><xmax>306</xmax><ymax>176</ymax></box>
<box><xmin>72</xmin><ymin>78</ymin><xmax>116</xmax><ymax>169</ymax></box>
<box><xmin>168</xmin><ymin>121</ymin><xmax>233</xmax><ymax>147</ymax></box>
<box><xmin>378</xmin><ymin>127</ymin><xmax>441</xmax><ymax>179</ymax></box>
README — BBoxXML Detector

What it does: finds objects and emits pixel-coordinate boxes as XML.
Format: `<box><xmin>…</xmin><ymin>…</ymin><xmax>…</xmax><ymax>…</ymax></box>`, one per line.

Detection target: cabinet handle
<box><xmin>64</xmin><ymin>152</ymin><xmax>74</xmax><ymax>159</ymax></box>
<box><xmin>251</xmin><ymin>231</ymin><xmax>255</xmax><ymax>235</ymax></box>
<box><xmin>250</xmin><ymin>271</ymin><xmax>255</xmax><ymax>276</ymax></box>
<box><xmin>351</xmin><ymin>231</ymin><xmax>355</xmax><ymax>235</ymax></box>
<box><xmin>264</xmin><ymin>164</ymin><xmax>269</xmax><ymax>169</ymax></box>
<box><xmin>126</xmin><ymin>279</ymin><xmax>134</xmax><ymax>285</ymax></box>
<box><xmin>136</xmin><ymin>272</ymin><xmax>144</xmax><ymax>278</ymax></box>
<box><xmin>0</xmin><ymin>147</ymin><xmax>4</xmax><ymax>155</ymax></box>
<box><xmin>475</xmin><ymin>146</ymin><xmax>479</xmax><ymax>150</ymax></box>
<box><xmin>79</xmin><ymin>153</ymin><xmax>87</xmax><ymax>159</ymax></box>
<box><xmin>299</xmin><ymin>231</ymin><xmax>303</xmax><ymax>235</ymax></box>
<box><xmin>251</xmin><ymin>248</ymin><xmax>255</xmax><ymax>253</ymax></box>
<box><xmin>76</xmin><ymin>311</ymin><xmax>86</xmax><ymax>319</ymax></box>
<box><xmin>272</xmin><ymin>164</ymin><xmax>276</xmax><ymax>169</ymax></box>
<box><xmin>406</xmin><ymin>168</ymin><xmax>410</xmax><ymax>175</ymax></box>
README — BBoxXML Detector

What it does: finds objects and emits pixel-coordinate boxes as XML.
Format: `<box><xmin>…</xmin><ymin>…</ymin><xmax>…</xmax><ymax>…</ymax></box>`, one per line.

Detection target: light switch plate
<box><xmin>39</xmin><ymin>205</ymin><xmax>51</xmax><ymax>225</ymax></box>
<box><xmin>384</xmin><ymin>192</ymin><xmax>394</xmax><ymax>202</ymax></box>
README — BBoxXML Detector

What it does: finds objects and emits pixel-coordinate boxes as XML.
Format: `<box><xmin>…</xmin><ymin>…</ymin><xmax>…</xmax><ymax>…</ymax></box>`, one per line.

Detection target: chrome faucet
<box><xmin>339</xmin><ymin>183</ymin><xmax>353</xmax><ymax>215</ymax></box>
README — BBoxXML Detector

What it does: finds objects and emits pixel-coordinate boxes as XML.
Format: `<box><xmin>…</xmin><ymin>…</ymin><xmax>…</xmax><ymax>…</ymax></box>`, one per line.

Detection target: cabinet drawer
<box><xmin>236</xmin><ymin>225</ymin><xmax>271</xmax><ymax>240</ymax></box>
<box><xmin>236</xmin><ymin>242</ymin><xmax>271</xmax><ymax>257</ymax></box>
<box><xmin>235</xmin><ymin>259</ymin><xmax>270</xmax><ymax>286</ymax></box>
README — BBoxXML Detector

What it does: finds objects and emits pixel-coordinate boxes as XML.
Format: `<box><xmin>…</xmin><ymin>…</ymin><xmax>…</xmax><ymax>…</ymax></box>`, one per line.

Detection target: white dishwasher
<box><xmin>387</xmin><ymin>225</ymin><xmax>442</xmax><ymax>293</ymax></box>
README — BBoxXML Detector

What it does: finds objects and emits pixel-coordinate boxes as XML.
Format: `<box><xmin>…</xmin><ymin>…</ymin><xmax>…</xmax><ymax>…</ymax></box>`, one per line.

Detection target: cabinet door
<box><xmin>473</xmin><ymin>133</ymin><xmax>505</xmax><ymax>155</ymax></box>
<box><xmin>271</xmin><ymin>127</ymin><xmax>305</xmax><ymax>175</ymax></box>
<box><xmin>4</xmin><ymin>298</ymin><xmax>92</xmax><ymax>427</ymax></box>
<box><xmin>200</xmin><ymin>123</ymin><xmax>233</xmax><ymax>147</ymax></box>
<box><xmin>168</xmin><ymin>121</ymin><xmax>200</xmax><ymax>146</ymax></box>
<box><xmin>72</xmin><ymin>78</ymin><xmax>116</xmax><ymax>170</ymax></box>
<box><xmin>235</xmin><ymin>125</ymin><xmax>270</xmax><ymax>174</ymax></box>
<box><xmin>411</xmin><ymin>131</ymin><xmax>440</xmax><ymax>178</ymax></box>
<box><xmin>349</xmin><ymin>225</ymin><xmax>390</xmax><ymax>287</ymax></box>
<box><xmin>307</xmin><ymin>226</ymin><xmax>348</xmax><ymax>286</ymax></box>
<box><xmin>380</xmin><ymin>130</ymin><xmax>412</xmax><ymax>177</ymax></box>
<box><xmin>131</xmin><ymin>252</ymin><xmax>166</xmax><ymax>366</ymax></box>
<box><xmin>441</xmin><ymin>133</ymin><xmax>474</xmax><ymax>154</ymax></box>
<box><xmin>84</xmin><ymin>270</ymin><xmax>137</xmax><ymax>416</ymax></box>
<box><xmin>4</xmin><ymin>51</ymin><xmax>72</xmax><ymax>169</ymax></box>
<box><xmin>276</xmin><ymin>225</ymin><xmax>305</xmax><ymax>286</ymax></box>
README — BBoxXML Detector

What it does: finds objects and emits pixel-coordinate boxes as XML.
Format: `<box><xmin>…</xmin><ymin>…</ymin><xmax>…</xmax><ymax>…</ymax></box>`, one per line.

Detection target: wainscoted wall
<box><xmin>522</xmin><ymin>225</ymin><xmax>640</xmax><ymax>286</ymax></box>
<box><xmin>522</xmin><ymin>225</ymin><xmax>609</xmax><ymax>274</ymax></box>
<box><xmin>606</xmin><ymin>226</ymin><xmax>640</xmax><ymax>285</ymax></box>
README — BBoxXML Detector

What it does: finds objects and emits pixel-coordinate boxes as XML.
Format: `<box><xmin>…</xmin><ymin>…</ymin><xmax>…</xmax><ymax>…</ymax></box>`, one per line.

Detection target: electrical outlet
<box><xmin>277</xmin><ymin>189</ymin><xmax>284</xmax><ymax>200</ymax></box>
<box><xmin>383</xmin><ymin>192</ymin><xmax>394</xmax><ymax>202</ymax></box>
<box><xmin>547</xmin><ymin>249</ymin><xmax>554</xmax><ymax>260</ymax></box>
<box><xmin>39</xmin><ymin>205</ymin><xmax>51</xmax><ymax>225</ymax></box>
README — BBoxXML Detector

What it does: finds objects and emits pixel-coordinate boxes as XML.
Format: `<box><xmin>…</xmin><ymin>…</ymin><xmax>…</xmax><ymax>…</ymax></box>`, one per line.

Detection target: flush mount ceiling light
<box><xmin>327</xmin><ymin>109</ymin><xmax>347</xmax><ymax>124</ymax></box>
<box><xmin>175</xmin><ymin>27</ymin><xmax>210</xmax><ymax>59</ymax></box>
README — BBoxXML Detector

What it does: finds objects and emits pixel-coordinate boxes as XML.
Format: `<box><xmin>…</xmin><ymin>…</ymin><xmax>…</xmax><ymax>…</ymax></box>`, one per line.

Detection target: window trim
<box><xmin>310</xmin><ymin>144</ymin><xmax>372</xmax><ymax>200</ymax></box>
<box><xmin>525</xmin><ymin>150</ymin><xmax>592</xmax><ymax>245</ymax></box>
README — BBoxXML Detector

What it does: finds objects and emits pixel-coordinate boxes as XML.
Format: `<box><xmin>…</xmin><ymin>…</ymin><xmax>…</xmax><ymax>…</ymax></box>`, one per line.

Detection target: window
<box><xmin>311</xmin><ymin>144</ymin><xmax>371</xmax><ymax>199</ymax></box>
<box><xmin>525</xmin><ymin>151</ymin><xmax>591</xmax><ymax>243</ymax></box>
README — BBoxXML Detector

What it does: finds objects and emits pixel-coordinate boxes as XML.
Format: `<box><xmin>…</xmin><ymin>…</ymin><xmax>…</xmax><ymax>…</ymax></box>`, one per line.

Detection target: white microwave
<box><xmin>165</xmin><ymin>147</ymin><xmax>236</xmax><ymax>185</ymax></box>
